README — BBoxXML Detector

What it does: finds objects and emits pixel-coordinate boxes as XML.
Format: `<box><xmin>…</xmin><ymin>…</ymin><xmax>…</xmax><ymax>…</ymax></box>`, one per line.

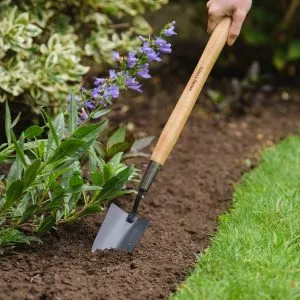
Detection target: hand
<box><xmin>207</xmin><ymin>0</ymin><xmax>252</xmax><ymax>46</ymax></box>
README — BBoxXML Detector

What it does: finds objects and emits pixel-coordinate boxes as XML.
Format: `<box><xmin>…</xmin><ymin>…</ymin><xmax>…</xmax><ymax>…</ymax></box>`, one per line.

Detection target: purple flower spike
<box><xmin>155</xmin><ymin>37</ymin><xmax>167</xmax><ymax>46</ymax></box>
<box><xmin>155</xmin><ymin>37</ymin><xmax>172</xmax><ymax>53</ymax></box>
<box><xmin>158</xmin><ymin>42</ymin><xmax>172</xmax><ymax>53</ymax></box>
<box><xmin>94</xmin><ymin>77</ymin><xmax>105</xmax><ymax>86</ymax></box>
<box><xmin>79</xmin><ymin>108</ymin><xmax>89</xmax><ymax>122</ymax></box>
<box><xmin>84</xmin><ymin>101</ymin><xmax>95</xmax><ymax>109</ymax></box>
<box><xmin>109</xmin><ymin>69</ymin><xmax>117</xmax><ymax>79</ymax></box>
<box><xmin>91</xmin><ymin>87</ymin><xmax>101</xmax><ymax>99</ymax></box>
<box><xmin>137</xmin><ymin>64</ymin><xmax>151</xmax><ymax>79</ymax></box>
<box><xmin>70</xmin><ymin>22</ymin><xmax>176</xmax><ymax>118</ymax></box>
<box><xmin>126</xmin><ymin>76</ymin><xmax>143</xmax><ymax>93</ymax></box>
<box><xmin>127</xmin><ymin>52</ymin><xmax>138</xmax><ymax>68</ymax></box>
<box><xmin>104</xmin><ymin>85</ymin><xmax>120</xmax><ymax>99</ymax></box>
<box><xmin>113</xmin><ymin>51</ymin><xmax>120</xmax><ymax>61</ymax></box>
<box><xmin>163</xmin><ymin>21</ymin><xmax>177</xmax><ymax>36</ymax></box>
<box><xmin>140</xmin><ymin>42</ymin><xmax>161</xmax><ymax>62</ymax></box>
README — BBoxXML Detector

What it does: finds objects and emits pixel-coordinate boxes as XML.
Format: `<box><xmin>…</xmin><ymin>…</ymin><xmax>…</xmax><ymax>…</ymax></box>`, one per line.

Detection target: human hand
<box><xmin>207</xmin><ymin>0</ymin><xmax>252</xmax><ymax>46</ymax></box>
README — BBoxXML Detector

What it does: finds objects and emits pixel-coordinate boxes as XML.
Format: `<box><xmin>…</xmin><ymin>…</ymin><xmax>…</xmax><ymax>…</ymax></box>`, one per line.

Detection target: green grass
<box><xmin>172</xmin><ymin>136</ymin><xmax>300</xmax><ymax>300</ymax></box>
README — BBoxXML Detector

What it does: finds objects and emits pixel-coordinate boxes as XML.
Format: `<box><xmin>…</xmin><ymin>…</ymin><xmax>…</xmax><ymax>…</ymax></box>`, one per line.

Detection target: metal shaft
<box><xmin>127</xmin><ymin>160</ymin><xmax>161</xmax><ymax>223</ymax></box>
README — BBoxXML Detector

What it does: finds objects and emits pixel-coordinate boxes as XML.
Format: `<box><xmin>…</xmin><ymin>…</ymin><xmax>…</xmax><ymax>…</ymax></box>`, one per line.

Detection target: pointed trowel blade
<box><xmin>92</xmin><ymin>203</ymin><xmax>151</xmax><ymax>252</ymax></box>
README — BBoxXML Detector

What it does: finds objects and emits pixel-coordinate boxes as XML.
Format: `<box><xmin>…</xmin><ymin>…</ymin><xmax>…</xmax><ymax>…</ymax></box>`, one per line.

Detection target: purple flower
<box><xmin>159</xmin><ymin>43</ymin><xmax>172</xmax><ymax>53</ymax></box>
<box><xmin>109</xmin><ymin>69</ymin><xmax>117</xmax><ymax>79</ymax></box>
<box><xmin>155</xmin><ymin>37</ymin><xmax>167</xmax><ymax>46</ymax></box>
<box><xmin>155</xmin><ymin>37</ymin><xmax>172</xmax><ymax>53</ymax></box>
<box><xmin>163</xmin><ymin>21</ymin><xmax>177</xmax><ymax>36</ymax></box>
<box><xmin>94</xmin><ymin>77</ymin><xmax>105</xmax><ymax>86</ymax></box>
<box><xmin>127</xmin><ymin>52</ymin><xmax>138</xmax><ymax>68</ymax></box>
<box><xmin>126</xmin><ymin>76</ymin><xmax>142</xmax><ymax>93</ymax></box>
<box><xmin>140</xmin><ymin>42</ymin><xmax>161</xmax><ymax>62</ymax></box>
<box><xmin>84</xmin><ymin>101</ymin><xmax>95</xmax><ymax>109</ymax></box>
<box><xmin>91</xmin><ymin>87</ymin><xmax>101</xmax><ymax>99</ymax></box>
<box><xmin>113</xmin><ymin>51</ymin><xmax>120</xmax><ymax>61</ymax></box>
<box><xmin>79</xmin><ymin>108</ymin><xmax>89</xmax><ymax>121</ymax></box>
<box><xmin>104</xmin><ymin>85</ymin><xmax>120</xmax><ymax>99</ymax></box>
<box><xmin>137</xmin><ymin>64</ymin><xmax>151</xmax><ymax>79</ymax></box>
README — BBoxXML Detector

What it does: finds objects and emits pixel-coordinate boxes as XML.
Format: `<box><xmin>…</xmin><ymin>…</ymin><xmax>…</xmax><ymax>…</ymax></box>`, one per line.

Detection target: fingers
<box><xmin>207</xmin><ymin>3</ymin><xmax>223</xmax><ymax>34</ymax></box>
<box><xmin>227</xmin><ymin>9</ymin><xmax>246</xmax><ymax>46</ymax></box>
<box><xmin>207</xmin><ymin>14</ymin><xmax>223</xmax><ymax>34</ymax></box>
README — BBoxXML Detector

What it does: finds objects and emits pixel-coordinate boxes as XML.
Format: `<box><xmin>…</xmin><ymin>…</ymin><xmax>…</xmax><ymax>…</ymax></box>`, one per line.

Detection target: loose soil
<box><xmin>1</xmin><ymin>64</ymin><xmax>300</xmax><ymax>299</ymax></box>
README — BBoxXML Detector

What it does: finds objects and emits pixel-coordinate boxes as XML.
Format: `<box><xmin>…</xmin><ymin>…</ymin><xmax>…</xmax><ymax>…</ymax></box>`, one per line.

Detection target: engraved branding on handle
<box><xmin>189</xmin><ymin>66</ymin><xmax>203</xmax><ymax>91</ymax></box>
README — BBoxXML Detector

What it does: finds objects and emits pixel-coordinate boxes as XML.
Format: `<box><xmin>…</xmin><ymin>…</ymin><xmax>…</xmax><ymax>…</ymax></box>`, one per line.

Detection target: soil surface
<box><xmin>1</xmin><ymin>63</ymin><xmax>300</xmax><ymax>299</ymax></box>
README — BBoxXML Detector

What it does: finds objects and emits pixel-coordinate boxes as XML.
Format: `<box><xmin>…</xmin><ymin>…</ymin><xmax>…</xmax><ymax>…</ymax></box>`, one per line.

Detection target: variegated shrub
<box><xmin>0</xmin><ymin>0</ymin><xmax>168</xmax><ymax>112</ymax></box>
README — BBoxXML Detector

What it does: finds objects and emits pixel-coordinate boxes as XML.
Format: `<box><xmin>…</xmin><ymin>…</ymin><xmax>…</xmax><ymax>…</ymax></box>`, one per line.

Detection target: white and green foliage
<box><xmin>0</xmin><ymin>0</ymin><xmax>168</xmax><ymax>112</ymax></box>
<box><xmin>0</xmin><ymin>99</ymin><xmax>153</xmax><ymax>252</ymax></box>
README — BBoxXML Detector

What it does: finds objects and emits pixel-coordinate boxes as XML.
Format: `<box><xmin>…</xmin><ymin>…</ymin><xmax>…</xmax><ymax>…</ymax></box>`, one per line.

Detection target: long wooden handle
<box><xmin>151</xmin><ymin>17</ymin><xmax>231</xmax><ymax>165</ymax></box>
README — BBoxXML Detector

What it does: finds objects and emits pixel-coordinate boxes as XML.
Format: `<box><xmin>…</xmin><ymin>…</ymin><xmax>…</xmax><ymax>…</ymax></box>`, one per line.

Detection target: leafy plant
<box><xmin>241</xmin><ymin>0</ymin><xmax>300</xmax><ymax>73</ymax></box>
<box><xmin>0</xmin><ymin>99</ymin><xmax>153</xmax><ymax>252</ymax></box>
<box><xmin>0</xmin><ymin>21</ymin><xmax>176</xmax><ymax>252</ymax></box>
<box><xmin>0</xmin><ymin>0</ymin><xmax>168</xmax><ymax>112</ymax></box>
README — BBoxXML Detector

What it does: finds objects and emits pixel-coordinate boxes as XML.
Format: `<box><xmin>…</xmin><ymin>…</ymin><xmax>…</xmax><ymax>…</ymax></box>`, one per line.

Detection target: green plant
<box><xmin>0</xmin><ymin>0</ymin><xmax>168</xmax><ymax>112</ymax></box>
<box><xmin>241</xmin><ymin>0</ymin><xmax>300</xmax><ymax>73</ymax></box>
<box><xmin>0</xmin><ymin>99</ymin><xmax>153</xmax><ymax>252</ymax></box>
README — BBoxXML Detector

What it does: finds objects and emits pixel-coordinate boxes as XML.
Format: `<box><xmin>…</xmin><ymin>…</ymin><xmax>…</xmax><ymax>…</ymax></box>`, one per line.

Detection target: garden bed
<box><xmin>1</xmin><ymin>62</ymin><xmax>300</xmax><ymax>299</ymax></box>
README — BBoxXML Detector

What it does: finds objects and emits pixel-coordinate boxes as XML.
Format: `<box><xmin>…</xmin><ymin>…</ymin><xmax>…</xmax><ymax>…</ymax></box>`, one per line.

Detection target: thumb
<box><xmin>227</xmin><ymin>10</ymin><xmax>246</xmax><ymax>46</ymax></box>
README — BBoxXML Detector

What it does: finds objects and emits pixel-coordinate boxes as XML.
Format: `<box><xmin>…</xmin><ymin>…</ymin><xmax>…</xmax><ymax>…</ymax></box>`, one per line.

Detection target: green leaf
<box><xmin>11</xmin><ymin>130</ymin><xmax>27</xmax><ymax>167</ymax></box>
<box><xmin>71</xmin><ymin>120</ymin><xmax>107</xmax><ymax>141</ymax></box>
<box><xmin>38</xmin><ymin>140</ymin><xmax>45</xmax><ymax>158</ymax></box>
<box><xmin>133</xmin><ymin>16</ymin><xmax>152</xmax><ymax>35</ymax></box>
<box><xmin>47</xmin><ymin>138</ymin><xmax>86</xmax><ymax>164</ymax></box>
<box><xmin>76</xmin><ymin>202</ymin><xmax>103</xmax><ymax>219</ymax></box>
<box><xmin>242</xmin><ymin>26</ymin><xmax>269</xmax><ymax>46</ymax></box>
<box><xmin>68</xmin><ymin>92</ymin><xmax>78</xmax><ymax>134</ymax></box>
<box><xmin>1</xmin><ymin>180</ymin><xmax>24</xmax><ymax>212</ymax></box>
<box><xmin>130</xmin><ymin>136</ymin><xmax>154</xmax><ymax>152</ymax></box>
<box><xmin>5</xmin><ymin>102</ymin><xmax>11</xmax><ymax>145</ymax></box>
<box><xmin>43</xmin><ymin>111</ymin><xmax>64</xmax><ymax>158</ymax></box>
<box><xmin>287</xmin><ymin>40</ymin><xmax>300</xmax><ymax>61</ymax></box>
<box><xmin>26</xmin><ymin>24</ymin><xmax>42</xmax><ymax>37</ymax></box>
<box><xmin>91</xmin><ymin>171</ymin><xmax>104</xmax><ymax>186</ymax></box>
<box><xmin>90</xmin><ymin>109</ymin><xmax>111</xmax><ymax>119</ymax></box>
<box><xmin>0</xmin><ymin>228</ymin><xmax>41</xmax><ymax>249</ymax></box>
<box><xmin>0</xmin><ymin>155</ymin><xmax>8</xmax><ymax>163</ymax></box>
<box><xmin>98</xmin><ymin>166</ymin><xmax>134</xmax><ymax>202</ymax></box>
<box><xmin>13</xmin><ymin>193</ymin><xmax>31</xmax><ymax>218</ymax></box>
<box><xmin>36</xmin><ymin>215</ymin><xmax>56</xmax><ymax>233</ymax></box>
<box><xmin>24</xmin><ymin>125</ymin><xmax>44</xmax><ymax>139</ymax></box>
<box><xmin>69</xmin><ymin>172</ymin><xmax>83</xmax><ymax>187</ymax></box>
<box><xmin>107</xmin><ymin>128</ymin><xmax>126</xmax><ymax>150</ymax></box>
<box><xmin>273</xmin><ymin>48</ymin><xmax>286</xmax><ymax>70</ymax></box>
<box><xmin>11</xmin><ymin>112</ymin><xmax>21</xmax><ymax>129</ymax></box>
<box><xmin>122</xmin><ymin>152</ymin><xmax>149</xmax><ymax>160</ymax></box>
<box><xmin>106</xmin><ymin>142</ymin><xmax>129</xmax><ymax>159</ymax></box>
<box><xmin>24</xmin><ymin>160</ymin><xmax>41</xmax><ymax>188</ymax></box>
<box><xmin>108</xmin><ymin>152</ymin><xmax>123</xmax><ymax>171</ymax></box>
<box><xmin>7</xmin><ymin>160</ymin><xmax>20</xmax><ymax>184</ymax></box>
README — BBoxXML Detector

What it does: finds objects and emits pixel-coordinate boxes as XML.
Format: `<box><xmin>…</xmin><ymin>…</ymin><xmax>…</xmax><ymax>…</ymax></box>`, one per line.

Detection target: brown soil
<box><xmin>1</xmin><ymin>73</ymin><xmax>300</xmax><ymax>299</ymax></box>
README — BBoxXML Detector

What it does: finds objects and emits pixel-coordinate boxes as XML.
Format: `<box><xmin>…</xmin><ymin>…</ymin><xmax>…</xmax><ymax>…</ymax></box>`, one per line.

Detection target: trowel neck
<box><xmin>127</xmin><ymin>160</ymin><xmax>161</xmax><ymax>223</ymax></box>
<box><xmin>139</xmin><ymin>160</ymin><xmax>161</xmax><ymax>192</ymax></box>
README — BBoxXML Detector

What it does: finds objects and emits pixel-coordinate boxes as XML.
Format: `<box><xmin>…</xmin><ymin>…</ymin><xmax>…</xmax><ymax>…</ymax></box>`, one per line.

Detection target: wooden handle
<box><xmin>151</xmin><ymin>17</ymin><xmax>231</xmax><ymax>165</ymax></box>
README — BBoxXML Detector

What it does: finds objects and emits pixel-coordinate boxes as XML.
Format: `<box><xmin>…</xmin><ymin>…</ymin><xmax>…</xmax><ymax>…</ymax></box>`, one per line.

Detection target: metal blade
<box><xmin>91</xmin><ymin>203</ymin><xmax>151</xmax><ymax>252</ymax></box>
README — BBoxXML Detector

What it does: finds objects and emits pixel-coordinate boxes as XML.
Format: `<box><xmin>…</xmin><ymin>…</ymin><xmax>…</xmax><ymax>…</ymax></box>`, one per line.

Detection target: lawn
<box><xmin>173</xmin><ymin>136</ymin><xmax>300</xmax><ymax>300</ymax></box>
